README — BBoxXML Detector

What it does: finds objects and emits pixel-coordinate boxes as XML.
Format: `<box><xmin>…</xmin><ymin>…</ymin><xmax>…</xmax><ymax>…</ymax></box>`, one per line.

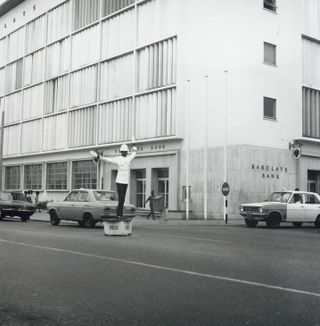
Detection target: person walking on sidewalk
<box><xmin>145</xmin><ymin>190</ymin><xmax>156</xmax><ymax>220</ymax></box>
<box><xmin>91</xmin><ymin>144</ymin><xmax>137</xmax><ymax>218</ymax></box>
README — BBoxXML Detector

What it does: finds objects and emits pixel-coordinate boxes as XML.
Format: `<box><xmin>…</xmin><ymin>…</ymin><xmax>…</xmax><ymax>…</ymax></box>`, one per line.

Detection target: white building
<box><xmin>0</xmin><ymin>0</ymin><xmax>319</xmax><ymax>219</ymax></box>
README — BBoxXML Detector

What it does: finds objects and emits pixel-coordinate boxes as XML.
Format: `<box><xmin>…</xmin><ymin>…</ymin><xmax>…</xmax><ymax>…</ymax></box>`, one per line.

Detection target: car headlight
<box><xmin>240</xmin><ymin>206</ymin><xmax>244</xmax><ymax>212</ymax></box>
<box><xmin>259</xmin><ymin>208</ymin><xmax>264</xmax><ymax>213</ymax></box>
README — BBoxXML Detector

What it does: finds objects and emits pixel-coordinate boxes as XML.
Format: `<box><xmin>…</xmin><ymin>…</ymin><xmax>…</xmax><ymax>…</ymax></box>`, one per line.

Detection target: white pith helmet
<box><xmin>120</xmin><ymin>144</ymin><xmax>129</xmax><ymax>152</ymax></box>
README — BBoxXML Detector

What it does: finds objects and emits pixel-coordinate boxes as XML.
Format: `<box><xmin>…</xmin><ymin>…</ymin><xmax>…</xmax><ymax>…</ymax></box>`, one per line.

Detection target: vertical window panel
<box><xmin>4</xmin><ymin>125</ymin><xmax>20</xmax><ymax>156</ymax></box>
<box><xmin>138</xmin><ymin>0</ymin><xmax>178</xmax><ymax>46</ymax></box>
<box><xmin>0</xmin><ymin>37</ymin><xmax>6</xmax><ymax>67</ymax></box>
<box><xmin>264</xmin><ymin>42</ymin><xmax>276</xmax><ymax>65</ymax></box>
<box><xmin>44</xmin><ymin>75</ymin><xmax>70</xmax><ymax>114</ymax></box>
<box><xmin>21</xmin><ymin>119</ymin><xmax>42</xmax><ymax>153</ymax></box>
<box><xmin>22</xmin><ymin>84</ymin><xmax>44</xmax><ymax>120</ymax></box>
<box><xmin>101</xmin><ymin>9</ymin><xmax>134</xmax><ymax>58</ymax></box>
<box><xmin>7</xmin><ymin>27</ymin><xmax>25</xmax><ymax>62</ymax></box>
<box><xmin>0</xmin><ymin>68</ymin><xmax>4</xmax><ymax>96</ymax></box>
<box><xmin>68</xmin><ymin>106</ymin><xmax>96</xmax><ymax>147</ymax></box>
<box><xmin>72</xmin><ymin>0</ymin><xmax>100</xmax><ymax>31</ymax></box>
<box><xmin>71</xmin><ymin>25</ymin><xmax>99</xmax><ymax>69</ymax></box>
<box><xmin>3</xmin><ymin>92</ymin><xmax>21</xmax><ymax>124</ymax></box>
<box><xmin>43</xmin><ymin>113</ymin><xmax>68</xmax><ymax>150</ymax></box>
<box><xmin>23</xmin><ymin>49</ymin><xmax>45</xmax><ymax>86</ymax></box>
<box><xmin>302</xmin><ymin>38</ymin><xmax>320</xmax><ymax>90</ymax></box>
<box><xmin>25</xmin><ymin>15</ymin><xmax>47</xmax><ymax>54</ymax></box>
<box><xmin>70</xmin><ymin>65</ymin><xmax>97</xmax><ymax>107</ymax></box>
<box><xmin>5</xmin><ymin>59</ymin><xmax>23</xmax><ymax>93</ymax></box>
<box><xmin>100</xmin><ymin>54</ymin><xmax>133</xmax><ymax>101</ymax></box>
<box><xmin>98</xmin><ymin>98</ymin><xmax>133</xmax><ymax>143</ymax></box>
<box><xmin>137</xmin><ymin>37</ymin><xmax>177</xmax><ymax>91</ymax></box>
<box><xmin>101</xmin><ymin>0</ymin><xmax>134</xmax><ymax>17</ymax></box>
<box><xmin>303</xmin><ymin>87</ymin><xmax>320</xmax><ymax>139</ymax></box>
<box><xmin>303</xmin><ymin>0</ymin><xmax>320</xmax><ymax>39</ymax></box>
<box><xmin>47</xmin><ymin>1</ymin><xmax>71</xmax><ymax>44</ymax></box>
<box><xmin>46</xmin><ymin>38</ymin><xmax>71</xmax><ymax>79</ymax></box>
<box><xmin>72</xmin><ymin>160</ymin><xmax>97</xmax><ymax>189</ymax></box>
<box><xmin>135</xmin><ymin>88</ymin><xmax>176</xmax><ymax>139</ymax></box>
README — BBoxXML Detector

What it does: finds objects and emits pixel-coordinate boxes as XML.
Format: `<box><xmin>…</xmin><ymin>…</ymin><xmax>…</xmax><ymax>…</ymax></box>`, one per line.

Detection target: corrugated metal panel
<box><xmin>302</xmin><ymin>87</ymin><xmax>320</xmax><ymax>139</ymax></box>
<box><xmin>25</xmin><ymin>14</ymin><xmax>47</xmax><ymax>54</ymax></box>
<box><xmin>22</xmin><ymin>84</ymin><xmax>44</xmax><ymax>119</ymax></box>
<box><xmin>21</xmin><ymin>119</ymin><xmax>42</xmax><ymax>153</ymax></box>
<box><xmin>3</xmin><ymin>124</ymin><xmax>20</xmax><ymax>155</ymax></box>
<box><xmin>302</xmin><ymin>38</ymin><xmax>320</xmax><ymax>89</ymax></box>
<box><xmin>7</xmin><ymin>26</ymin><xmax>25</xmax><ymax>62</ymax></box>
<box><xmin>3</xmin><ymin>91</ymin><xmax>21</xmax><ymax>124</ymax></box>
<box><xmin>101</xmin><ymin>0</ymin><xmax>134</xmax><ymax>17</ymax></box>
<box><xmin>72</xmin><ymin>0</ymin><xmax>100</xmax><ymax>31</ymax></box>
<box><xmin>303</xmin><ymin>0</ymin><xmax>320</xmax><ymax>39</ymax></box>
<box><xmin>43</xmin><ymin>113</ymin><xmax>68</xmax><ymax>150</ymax></box>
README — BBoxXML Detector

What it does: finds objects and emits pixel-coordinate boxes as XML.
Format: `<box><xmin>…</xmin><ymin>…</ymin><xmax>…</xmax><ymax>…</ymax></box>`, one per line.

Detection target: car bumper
<box><xmin>100</xmin><ymin>213</ymin><xmax>135</xmax><ymax>220</ymax></box>
<box><xmin>240</xmin><ymin>212</ymin><xmax>267</xmax><ymax>220</ymax></box>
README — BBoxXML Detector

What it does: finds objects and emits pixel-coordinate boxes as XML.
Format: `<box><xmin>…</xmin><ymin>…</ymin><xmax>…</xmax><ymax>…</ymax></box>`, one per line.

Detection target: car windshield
<box><xmin>93</xmin><ymin>191</ymin><xmax>117</xmax><ymax>201</ymax></box>
<box><xmin>11</xmin><ymin>193</ymin><xmax>26</xmax><ymax>201</ymax></box>
<box><xmin>266</xmin><ymin>192</ymin><xmax>292</xmax><ymax>203</ymax></box>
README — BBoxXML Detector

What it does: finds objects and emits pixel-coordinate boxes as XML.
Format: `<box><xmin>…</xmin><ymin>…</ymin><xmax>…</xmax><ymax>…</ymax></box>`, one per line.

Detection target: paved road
<box><xmin>0</xmin><ymin>219</ymin><xmax>320</xmax><ymax>326</ymax></box>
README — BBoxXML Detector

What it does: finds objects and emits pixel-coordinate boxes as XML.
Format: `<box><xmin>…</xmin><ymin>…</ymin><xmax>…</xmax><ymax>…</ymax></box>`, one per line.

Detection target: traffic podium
<box><xmin>102</xmin><ymin>217</ymin><xmax>133</xmax><ymax>236</ymax></box>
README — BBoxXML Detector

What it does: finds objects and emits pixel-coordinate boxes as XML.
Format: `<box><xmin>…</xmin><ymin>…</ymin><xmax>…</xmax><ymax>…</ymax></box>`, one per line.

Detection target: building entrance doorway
<box><xmin>153</xmin><ymin>168</ymin><xmax>169</xmax><ymax>208</ymax></box>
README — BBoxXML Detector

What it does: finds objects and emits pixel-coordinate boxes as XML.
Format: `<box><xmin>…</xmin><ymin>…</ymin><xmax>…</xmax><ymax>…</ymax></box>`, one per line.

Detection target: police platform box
<box><xmin>103</xmin><ymin>218</ymin><xmax>132</xmax><ymax>236</ymax></box>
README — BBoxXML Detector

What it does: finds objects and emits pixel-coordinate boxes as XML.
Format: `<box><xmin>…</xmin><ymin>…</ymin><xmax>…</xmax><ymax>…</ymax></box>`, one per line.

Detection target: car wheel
<box><xmin>315</xmin><ymin>215</ymin><xmax>320</xmax><ymax>228</ymax></box>
<box><xmin>293</xmin><ymin>222</ymin><xmax>303</xmax><ymax>228</ymax></box>
<box><xmin>83</xmin><ymin>214</ymin><xmax>95</xmax><ymax>228</ymax></box>
<box><xmin>245</xmin><ymin>219</ymin><xmax>258</xmax><ymax>228</ymax></box>
<box><xmin>50</xmin><ymin>211</ymin><xmax>60</xmax><ymax>226</ymax></box>
<box><xmin>78</xmin><ymin>221</ymin><xmax>85</xmax><ymax>227</ymax></box>
<box><xmin>20</xmin><ymin>214</ymin><xmax>29</xmax><ymax>222</ymax></box>
<box><xmin>266</xmin><ymin>213</ymin><xmax>281</xmax><ymax>229</ymax></box>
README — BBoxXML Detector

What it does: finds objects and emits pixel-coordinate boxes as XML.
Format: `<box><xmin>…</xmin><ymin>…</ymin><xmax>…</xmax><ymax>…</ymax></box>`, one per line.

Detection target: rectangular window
<box><xmin>264</xmin><ymin>42</ymin><xmax>276</xmax><ymax>65</ymax></box>
<box><xmin>5</xmin><ymin>59</ymin><xmax>23</xmax><ymax>93</ymax></box>
<box><xmin>24</xmin><ymin>164</ymin><xmax>42</xmax><ymax>190</ymax></box>
<box><xmin>102</xmin><ymin>0</ymin><xmax>134</xmax><ymax>17</ymax></box>
<box><xmin>264</xmin><ymin>0</ymin><xmax>277</xmax><ymax>12</ymax></box>
<box><xmin>72</xmin><ymin>160</ymin><xmax>97</xmax><ymax>189</ymax></box>
<box><xmin>5</xmin><ymin>166</ymin><xmax>21</xmax><ymax>190</ymax></box>
<box><xmin>303</xmin><ymin>87</ymin><xmax>320</xmax><ymax>139</ymax></box>
<box><xmin>43</xmin><ymin>113</ymin><xmax>68</xmax><ymax>151</ymax></box>
<box><xmin>46</xmin><ymin>162</ymin><xmax>68</xmax><ymax>190</ymax></box>
<box><xmin>264</xmin><ymin>96</ymin><xmax>276</xmax><ymax>120</ymax></box>
<box><xmin>3</xmin><ymin>91</ymin><xmax>22</xmax><ymax>124</ymax></box>
<box><xmin>72</xmin><ymin>0</ymin><xmax>100</xmax><ymax>31</ymax></box>
<box><xmin>25</xmin><ymin>15</ymin><xmax>47</xmax><ymax>54</ymax></box>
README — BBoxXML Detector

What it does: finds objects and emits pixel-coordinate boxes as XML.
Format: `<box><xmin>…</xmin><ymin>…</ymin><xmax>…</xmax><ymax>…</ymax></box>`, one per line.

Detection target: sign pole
<box><xmin>224</xmin><ymin>70</ymin><xmax>229</xmax><ymax>224</ymax></box>
<box><xmin>0</xmin><ymin>110</ymin><xmax>4</xmax><ymax>191</ymax></box>
<box><xmin>186</xmin><ymin>80</ymin><xmax>191</xmax><ymax>220</ymax></box>
<box><xmin>204</xmin><ymin>76</ymin><xmax>208</xmax><ymax>220</ymax></box>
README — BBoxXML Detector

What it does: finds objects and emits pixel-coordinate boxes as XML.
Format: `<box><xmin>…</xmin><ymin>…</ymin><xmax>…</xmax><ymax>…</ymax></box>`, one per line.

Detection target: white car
<box><xmin>240</xmin><ymin>190</ymin><xmax>320</xmax><ymax>228</ymax></box>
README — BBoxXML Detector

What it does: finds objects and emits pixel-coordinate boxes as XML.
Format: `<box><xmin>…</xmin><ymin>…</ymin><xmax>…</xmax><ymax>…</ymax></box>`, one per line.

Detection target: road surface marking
<box><xmin>1</xmin><ymin>238</ymin><xmax>320</xmax><ymax>298</ymax></box>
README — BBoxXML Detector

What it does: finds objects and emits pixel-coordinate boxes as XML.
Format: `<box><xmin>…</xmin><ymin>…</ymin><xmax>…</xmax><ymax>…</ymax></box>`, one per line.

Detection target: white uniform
<box><xmin>101</xmin><ymin>151</ymin><xmax>136</xmax><ymax>184</ymax></box>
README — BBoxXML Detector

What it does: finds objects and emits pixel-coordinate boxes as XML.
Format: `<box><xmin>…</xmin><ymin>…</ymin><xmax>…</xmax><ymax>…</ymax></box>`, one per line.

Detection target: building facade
<box><xmin>0</xmin><ymin>0</ymin><xmax>319</xmax><ymax>219</ymax></box>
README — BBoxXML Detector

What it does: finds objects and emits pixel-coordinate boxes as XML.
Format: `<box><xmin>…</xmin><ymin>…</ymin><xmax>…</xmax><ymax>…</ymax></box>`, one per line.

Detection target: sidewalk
<box><xmin>30</xmin><ymin>212</ymin><xmax>244</xmax><ymax>226</ymax></box>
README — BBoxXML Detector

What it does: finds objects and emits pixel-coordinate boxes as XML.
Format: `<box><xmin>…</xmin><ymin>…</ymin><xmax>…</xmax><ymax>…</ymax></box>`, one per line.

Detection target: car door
<box><xmin>73</xmin><ymin>191</ymin><xmax>91</xmax><ymax>220</ymax></box>
<box><xmin>304</xmin><ymin>193</ymin><xmax>320</xmax><ymax>222</ymax></box>
<box><xmin>59</xmin><ymin>191</ymin><xmax>79</xmax><ymax>219</ymax></box>
<box><xmin>287</xmin><ymin>193</ymin><xmax>305</xmax><ymax>222</ymax></box>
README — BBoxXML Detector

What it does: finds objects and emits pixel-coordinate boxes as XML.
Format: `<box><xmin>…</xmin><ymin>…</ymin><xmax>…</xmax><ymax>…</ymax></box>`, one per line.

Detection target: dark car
<box><xmin>47</xmin><ymin>189</ymin><xmax>136</xmax><ymax>228</ymax></box>
<box><xmin>0</xmin><ymin>192</ymin><xmax>36</xmax><ymax>222</ymax></box>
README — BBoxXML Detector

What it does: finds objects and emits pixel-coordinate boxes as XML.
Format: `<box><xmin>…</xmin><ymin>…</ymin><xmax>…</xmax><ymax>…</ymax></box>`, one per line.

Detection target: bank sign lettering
<box><xmin>251</xmin><ymin>164</ymin><xmax>288</xmax><ymax>179</ymax></box>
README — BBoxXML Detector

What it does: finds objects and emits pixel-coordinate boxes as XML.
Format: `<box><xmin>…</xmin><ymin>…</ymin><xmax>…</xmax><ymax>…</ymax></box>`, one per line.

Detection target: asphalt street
<box><xmin>0</xmin><ymin>217</ymin><xmax>320</xmax><ymax>326</ymax></box>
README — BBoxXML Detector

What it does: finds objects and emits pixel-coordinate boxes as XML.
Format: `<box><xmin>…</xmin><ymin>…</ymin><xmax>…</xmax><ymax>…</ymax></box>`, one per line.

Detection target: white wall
<box><xmin>176</xmin><ymin>0</ymin><xmax>303</xmax><ymax>151</ymax></box>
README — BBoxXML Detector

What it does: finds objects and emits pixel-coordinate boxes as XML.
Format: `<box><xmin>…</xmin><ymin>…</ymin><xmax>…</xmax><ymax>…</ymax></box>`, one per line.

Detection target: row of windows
<box><xmin>0</xmin><ymin>0</ymin><xmax>176</xmax><ymax>68</ymax></box>
<box><xmin>3</xmin><ymin>87</ymin><xmax>176</xmax><ymax>155</ymax></box>
<box><xmin>5</xmin><ymin>161</ymin><xmax>97</xmax><ymax>190</ymax></box>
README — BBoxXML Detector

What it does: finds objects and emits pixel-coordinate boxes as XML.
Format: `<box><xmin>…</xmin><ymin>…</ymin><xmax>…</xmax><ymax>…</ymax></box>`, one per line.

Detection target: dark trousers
<box><xmin>116</xmin><ymin>183</ymin><xmax>128</xmax><ymax>217</ymax></box>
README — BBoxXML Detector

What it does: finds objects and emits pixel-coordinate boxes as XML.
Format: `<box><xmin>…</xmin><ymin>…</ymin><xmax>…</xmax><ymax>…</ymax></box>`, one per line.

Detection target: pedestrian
<box><xmin>91</xmin><ymin>144</ymin><xmax>137</xmax><ymax>218</ymax></box>
<box><xmin>145</xmin><ymin>190</ymin><xmax>156</xmax><ymax>220</ymax></box>
<box><xmin>35</xmin><ymin>191</ymin><xmax>40</xmax><ymax>212</ymax></box>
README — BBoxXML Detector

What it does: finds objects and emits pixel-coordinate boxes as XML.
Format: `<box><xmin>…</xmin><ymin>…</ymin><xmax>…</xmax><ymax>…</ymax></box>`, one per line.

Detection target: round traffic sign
<box><xmin>222</xmin><ymin>182</ymin><xmax>230</xmax><ymax>196</ymax></box>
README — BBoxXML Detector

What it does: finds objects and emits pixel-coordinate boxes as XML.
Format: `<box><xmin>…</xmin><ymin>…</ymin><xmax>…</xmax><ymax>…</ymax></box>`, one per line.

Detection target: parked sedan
<box><xmin>240</xmin><ymin>190</ymin><xmax>320</xmax><ymax>228</ymax></box>
<box><xmin>47</xmin><ymin>189</ymin><xmax>136</xmax><ymax>227</ymax></box>
<box><xmin>0</xmin><ymin>192</ymin><xmax>36</xmax><ymax>222</ymax></box>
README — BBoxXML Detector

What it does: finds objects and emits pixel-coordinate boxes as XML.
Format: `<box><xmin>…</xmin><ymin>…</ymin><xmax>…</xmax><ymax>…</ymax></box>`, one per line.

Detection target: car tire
<box><xmin>245</xmin><ymin>219</ymin><xmax>258</xmax><ymax>228</ymax></box>
<box><xmin>293</xmin><ymin>222</ymin><xmax>303</xmax><ymax>228</ymax></box>
<box><xmin>266</xmin><ymin>213</ymin><xmax>281</xmax><ymax>229</ymax></box>
<box><xmin>315</xmin><ymin>215</ymin><xmax>320</xmax><ymax>228</ymax></box>
<box><xmin>50</xmin><ymin>211</ymin><xmax>60</xmax><ymax>226</ymax></box>
<box><xmin>83</xmin><ymin>214</ymin><xmax>95</xmax><ymax>228</ymax></box>
<box><xmin>20</xmin><ymin>214</ymin><xmax>28</xmax><ymax>222</ymax></box>
<box><xmin>78</xmin><ymin>221</ymin><xmax>85</xmax><ymax>227</ymax></box>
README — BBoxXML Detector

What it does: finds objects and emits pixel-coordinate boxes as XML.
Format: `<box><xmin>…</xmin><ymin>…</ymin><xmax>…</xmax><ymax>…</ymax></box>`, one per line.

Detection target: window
<box><xmin>102</xmin><ymin>0</ymin><xmax>134</xmax><ymax>17</ymax></box>
<box><xmin>305</xmin><ymin>194</ymin><xmax>320</xmax><ymax>204</ymax></box>
<box><xmin>72</xmin><ymin>0</ymin><xmax>100</xmax><ymax>31</ymax></box>
<box><xmin>46</xmin><ymin>162</ymin><xmax>68</xmax><ymax>190</ymax></box>
<box><xmin>65</xmin><ymin>191</ymin><xmax>78</xmax><ymax>201</ymax></box>
<box><xmin>24</xmin><ymin>164</ymin><xmax>42</xmax><ymax>190</ymax></box>
<box><xmin>72</xmin><ymin>160</ymin><xmax>97</xmax><ymax>189</ymax></box>
<box><xmin>78</xmin><ymin>191</ymin><xmax>89</xmax><ymax>202</ymax></box>
<box><xmin>264</xmin><ymin>42</ymin><xmax>276</xmax><ymax>65</ymax></box>
<box><xmin>156</xmin><ymin>168</ymin><xmax>169</xmax><ymax>207</ymax></box>
<box><xmin>5</xmin><ymin>166</ymin><xmax>21</xmax><ymax>190</ymax></box>
<box><xmin>302</xmin><ymin>87</ymin><xmax>320</xmax><ymax>139</ymax></box>
<box><xmin>264</xmin><ymin>97</ymin><xmax>276</xmax><ymax>120</ymax></box>
<box><xmin>264</xmin><ymin>0</ymin><xmax>277</xmax><ymax>12</ymax></box>
<box><xmin>134</xmin><ymin>169</ymin><xmax>146</xmax><ymax>208</ymax></box>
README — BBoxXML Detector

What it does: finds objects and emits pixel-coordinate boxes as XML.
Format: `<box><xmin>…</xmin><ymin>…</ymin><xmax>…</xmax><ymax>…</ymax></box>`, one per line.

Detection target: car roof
<box><xmin>274</xmin><ymin>190</ymin><xmax>319</xmax><ymax>196</ymax></box>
